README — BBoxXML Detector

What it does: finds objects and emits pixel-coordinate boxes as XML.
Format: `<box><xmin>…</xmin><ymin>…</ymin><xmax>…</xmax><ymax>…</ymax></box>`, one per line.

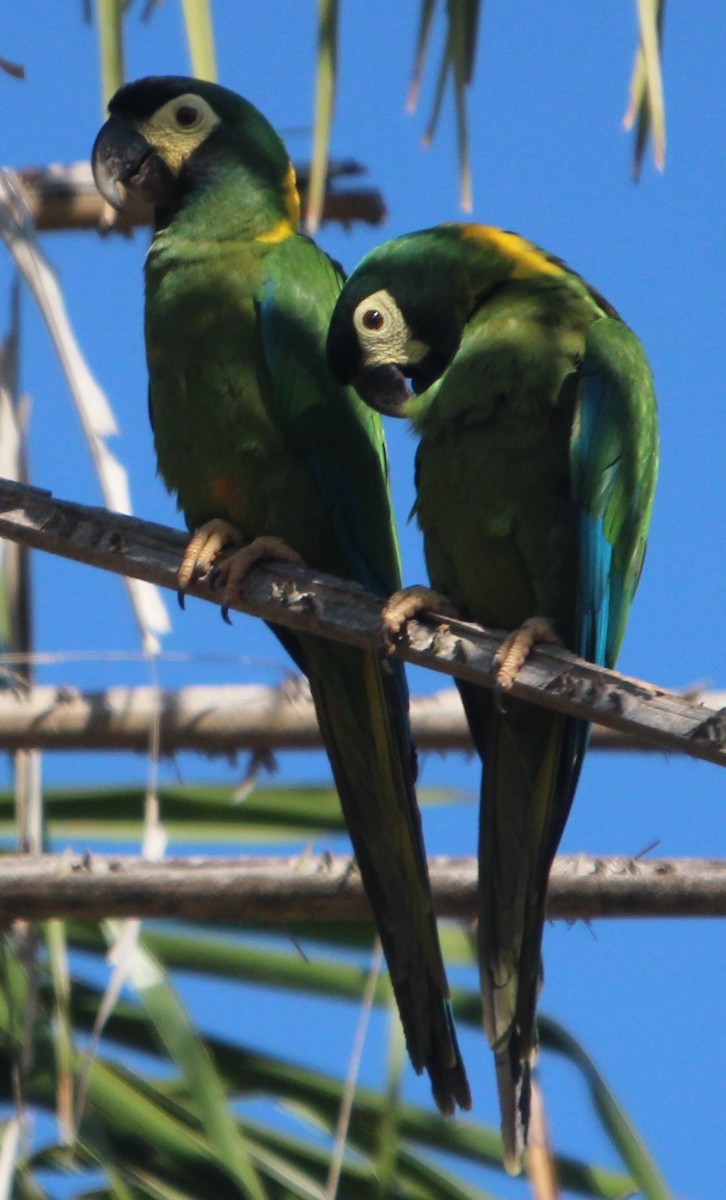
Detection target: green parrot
<box><xmin>326</xmin><ymin>222</ymin><xmax>658</xmax><ymax>1171</ymax></box>
<box><xmin>91</xmin><ymin>78</ymin><xmax>470</xmax><ymax>1115</ymax></box>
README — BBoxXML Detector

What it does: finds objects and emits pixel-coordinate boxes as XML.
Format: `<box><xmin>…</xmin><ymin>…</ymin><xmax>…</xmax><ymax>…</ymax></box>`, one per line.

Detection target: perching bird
<box><xmin>326</xmin><ymin>222</ymin><xmax>658</xmax><ymax>1171</ymax></box>
<box><xmin>91</xmin><ymin>78</ymin><xmax>470</xmax><ymax>1115</ymax></box>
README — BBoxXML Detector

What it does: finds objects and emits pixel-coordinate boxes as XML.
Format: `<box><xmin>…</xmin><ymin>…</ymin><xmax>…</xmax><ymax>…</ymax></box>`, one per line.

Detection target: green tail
<box><xmin>460</xmin><ymin>680</ymin><xmax>585</xmax><ymax>1171</ymax></box>
<box><xmin>301</xmin><ymin>632</ymin><xmax>471</xmax><ymax>1114</ymax></box>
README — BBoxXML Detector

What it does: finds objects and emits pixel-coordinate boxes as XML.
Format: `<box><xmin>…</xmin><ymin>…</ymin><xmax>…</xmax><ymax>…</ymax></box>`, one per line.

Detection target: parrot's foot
<box><xmin>214</xmin><ymin>536</ymin><xmax>304</xmax><ymax>623</ymax></box>
<box><xmin>382</xmin><ymin>585</ymin><xmax>459</xmax><ymax>646</ymax></box>
<box><xmin>178</xmin><ymin>516</ymin><xmax>243</xmax><ymax>590</ymax></box>
<box><xmin>177</xmin><ymin>523</ymin><xmax>303</xmax><ymax>622</ymax></box>
<box><xmin>178</xmin><ymin>518</ymin><xmax>244</xmax><ymax>600</ymax></box>
<box><xmin>493</xmin><ymin>617</ymin><xmax>560</xmax><ymax>691</ymax></box>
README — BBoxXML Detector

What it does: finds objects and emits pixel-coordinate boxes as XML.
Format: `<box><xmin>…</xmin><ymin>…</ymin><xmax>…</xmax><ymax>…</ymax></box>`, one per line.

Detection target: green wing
<box><xmin>259</xmin><ymin>236</ymin><xmax>401</xmax><ymax>596</ymax></box>
<box><xmin>258</xmin><ymin>234</ymin><xmax>471</xmax><ymax>1114</ymax></box>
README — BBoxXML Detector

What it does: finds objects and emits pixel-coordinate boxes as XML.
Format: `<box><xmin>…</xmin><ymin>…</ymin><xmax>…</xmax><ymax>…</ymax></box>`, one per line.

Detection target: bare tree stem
<box><xmin>14</xmin><ymin>162</ymin><xmax>386</xmax><ymax>234</ymax></box>
<box><xmin>0</xmin><ymin>854</ymin><xmax>723</xmax><ymax>922</ymax></box>
<box><xmin>0</xmin><ymin>681</ymin><xmax>721</xmax><ymax>757</ymax></box>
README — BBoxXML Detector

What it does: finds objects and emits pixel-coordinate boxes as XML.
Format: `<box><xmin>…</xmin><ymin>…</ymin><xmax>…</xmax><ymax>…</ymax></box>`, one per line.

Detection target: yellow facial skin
<box><xmin>134</xmin><ymin>95</ymin><xmax>300</xmax><ymax>242</ymax></box>
<box><xmin>134</xmin><ymin>92</ymin><xmax>221</xmax><ymax>175</ymax></box>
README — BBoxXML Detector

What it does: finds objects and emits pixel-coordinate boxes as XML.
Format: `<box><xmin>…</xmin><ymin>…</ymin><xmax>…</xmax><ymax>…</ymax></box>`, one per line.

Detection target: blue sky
<box><xmin>1</xmin><ymin>3</ymin><xmax>725</xmax><ymax>1197</ymax></box>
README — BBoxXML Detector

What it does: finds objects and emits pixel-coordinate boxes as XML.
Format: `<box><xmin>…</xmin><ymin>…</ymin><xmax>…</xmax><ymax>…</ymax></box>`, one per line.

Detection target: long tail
<box><xmin>459</xmin><ymin>680</ymin><xmax>587</xmax><ymax>1171</ymax></box>
<box><xmin>296</xmin><ymin>631</ymin><xmax>470</xmax><ymax>1115</ymax></box>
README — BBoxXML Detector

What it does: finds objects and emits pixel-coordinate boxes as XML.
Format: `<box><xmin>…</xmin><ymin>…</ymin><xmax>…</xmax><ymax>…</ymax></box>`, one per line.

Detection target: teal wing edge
<box><xmin>572</xmin><ymin>314</ymin><xmax>659</xmax><ymax>672</ymax></box>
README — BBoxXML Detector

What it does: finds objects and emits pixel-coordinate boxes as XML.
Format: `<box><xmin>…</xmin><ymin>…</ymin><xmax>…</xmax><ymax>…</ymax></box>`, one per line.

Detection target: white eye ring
<box><xmin>139</xmin><ymin>92</ymin><xmax>221</xmax><ymax>176</ymax></box>
<box><xmin>353</xmin><ymin>289</ymin><xmax>410</xmax><ymax>365</ymax></box>
<box><xmin>147</xmin><ymin>93</ymin><xmax>221</xmax><ymax>143</ymax></box>
<box><xmin>352</xmin><ymin>288</ymin><xmax>429</xmax><ymax>367</ymax></box>
<box><xmin>353</xmin><ymin>289</ymin><xmax>400</xmax><ymax>334</ymax></box>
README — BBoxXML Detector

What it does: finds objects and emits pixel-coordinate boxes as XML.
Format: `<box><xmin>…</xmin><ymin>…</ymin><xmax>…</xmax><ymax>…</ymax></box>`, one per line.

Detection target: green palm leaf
<box><xmin>95</xmin><ymin>0</ymin><xmax>124</xmax><ymax>113</ymax></box>
<box><xmin>179</xmin><ymin>0</ymin><xmax>217</xmax><ymax>83</ymax></box>
<box><xmin>306</xmin><ymin>0</ymin><xmax>339</xmax><ymax>233</ymax></box>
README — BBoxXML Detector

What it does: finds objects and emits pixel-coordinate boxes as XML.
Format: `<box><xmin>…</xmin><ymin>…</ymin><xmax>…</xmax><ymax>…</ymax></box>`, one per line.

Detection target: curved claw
<box><xmin>177</xmin><ymin>518</ymin><xmax>244</xmax><ymax>594</ymax></box>
<box><xmin>382</xmin><ymin>585</ymin><xmax>458</xmax><ymax>651</ymax></box>
<box><xmin>179</xmin><ymin>528</ymin><xmax>303</xmax><ymax>619</ymax></box>
<box><xmin>493</xmin><ymin>616</ymin><xmax>560</xmax><ymax>691</ymax></box>
<box><xmin>217</xmin><ymin>536</ymin><xmax>304</xmax><ymax>612</ymax></box>
<box><xmin>177</xmin><ymin>590</ymin><xmax>186</xmax><ymax>611</ymax></box>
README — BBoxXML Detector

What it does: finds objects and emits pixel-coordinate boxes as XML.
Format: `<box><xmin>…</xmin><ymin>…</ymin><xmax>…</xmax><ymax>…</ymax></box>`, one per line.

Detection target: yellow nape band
<box><xmin>282</xmin><ymin>161</ymin><xmax>301</xmax><ymax>229</ymax></box>
<box><xmin>255</xmin><ymin>163</ymin><xmax>300</xmax><ymax>243</ymax></box>
<box><xmin>460</xmin><ymin>225</ymin><xmax>563</xmax><ymax>279</ymax></box>
<box><xmin>255</xmin><ymin>217</ymin><xmax>296</xmax><ymax>244</ymax></box>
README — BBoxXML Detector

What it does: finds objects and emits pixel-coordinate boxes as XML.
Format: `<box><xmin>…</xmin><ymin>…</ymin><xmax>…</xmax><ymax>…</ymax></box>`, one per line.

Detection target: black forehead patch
<box><xmin>108</xmin><ymin>76</ymin><xmax>200</xmax><ymax>120</ymax></box>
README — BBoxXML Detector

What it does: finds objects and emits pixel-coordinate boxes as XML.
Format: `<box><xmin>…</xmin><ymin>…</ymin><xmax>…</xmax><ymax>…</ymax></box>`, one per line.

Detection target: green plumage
<box><xmin>327</xmin><ymin>222</ymin><xmax>658</xmax><ymax>1171</ymax></box>
<box><xmin>92</xmin><ymin>78</ymin><xmax>470</xmax><ymax>1114</ymax></box>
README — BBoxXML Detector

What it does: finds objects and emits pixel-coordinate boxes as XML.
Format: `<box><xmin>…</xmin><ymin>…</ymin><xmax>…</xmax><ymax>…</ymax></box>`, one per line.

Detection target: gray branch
<box><xmin>0</xmin><ymin>681</ymin><xmax>722</xmax><ymax>757</ymax></box>
<box><xmin>14</xmin><ymin>162</ymin><xmax>386</xmax><ymax>233</ymax></box>
<box><xmin>0</xmin><ymin>477</ymin><xmax>725</xmax><ymax>768</ymax></box>
<box><xmin>0</xmin><ymin>853</ymin><xmax>723</xmax><ymax>922</ymax></box>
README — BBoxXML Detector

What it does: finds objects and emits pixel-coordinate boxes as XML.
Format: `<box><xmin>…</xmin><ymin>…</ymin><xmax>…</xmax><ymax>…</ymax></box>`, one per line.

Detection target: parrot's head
<box><xmin>326</xmin><ymin>226</ymin><xmax>480</xmax><ymax>417</ymax></box>
<box><xmin>92</xmin><ymin>75</ymin><xmax>299</xmax><ymax>232</ymax></box>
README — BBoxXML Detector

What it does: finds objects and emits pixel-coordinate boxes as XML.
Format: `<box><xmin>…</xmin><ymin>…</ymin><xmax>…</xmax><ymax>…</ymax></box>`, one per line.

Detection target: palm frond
<box><xmin>306</xmin><ymin>0</ymin><xmax>339</xmax><ymax>234</ymax></box>
<box><xmin>542</xmin><ymin>1016</ymin><xmax>675</xmax><ymax>1200</ymax></box>
<box><xmin>179</xmin><ymin>0</ymin><xmax>217</xmax><ymax>83</ymax></box>
<box><xmin>0</xmin><ymin>173</ymin><xmax>170</xmax><ymax>653</ymax></box>
<box><xmin>95</xmin><ymin>0</ymin><xmax>125</xmax><ymax>113</ymax></box>
<box><xmin>624</xmin><ymin>0</ymin><xmax>667</xmax><ymax>177</ymax></box>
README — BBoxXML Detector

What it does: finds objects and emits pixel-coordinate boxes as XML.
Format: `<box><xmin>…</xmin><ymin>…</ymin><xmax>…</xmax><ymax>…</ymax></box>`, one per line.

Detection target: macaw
<box><xmin>326</xmin><ymin>222</ymin><xmax>658</xmax><ymax>1171</ymax></box>
<box><xmin>91</xmin><ymin>78</ymin><xmax>470</xmax><ymax>1114</ymax></box>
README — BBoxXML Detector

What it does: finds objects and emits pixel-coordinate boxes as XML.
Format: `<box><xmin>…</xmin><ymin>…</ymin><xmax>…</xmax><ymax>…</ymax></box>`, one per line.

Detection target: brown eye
<box><xmin>362</xmin><ymin>309</ymin><xmax>385</xmax><ymax>331</ymax></box>
<box><xmin>175</xmin><ymin>104</ymin><xmax>199</xmax><ymax>127</ymax></box>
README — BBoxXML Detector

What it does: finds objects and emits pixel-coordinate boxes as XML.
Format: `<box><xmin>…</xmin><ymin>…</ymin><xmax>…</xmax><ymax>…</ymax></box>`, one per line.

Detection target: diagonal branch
<box><xmin>0</xmin><ymin>476</ymin><xmax>724</xmax><ymax>768</ymax></box>
<box><xmin>0</xmin><ymin>853</ymin><xmax>723</xmax><ymax>922</ymax></box>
